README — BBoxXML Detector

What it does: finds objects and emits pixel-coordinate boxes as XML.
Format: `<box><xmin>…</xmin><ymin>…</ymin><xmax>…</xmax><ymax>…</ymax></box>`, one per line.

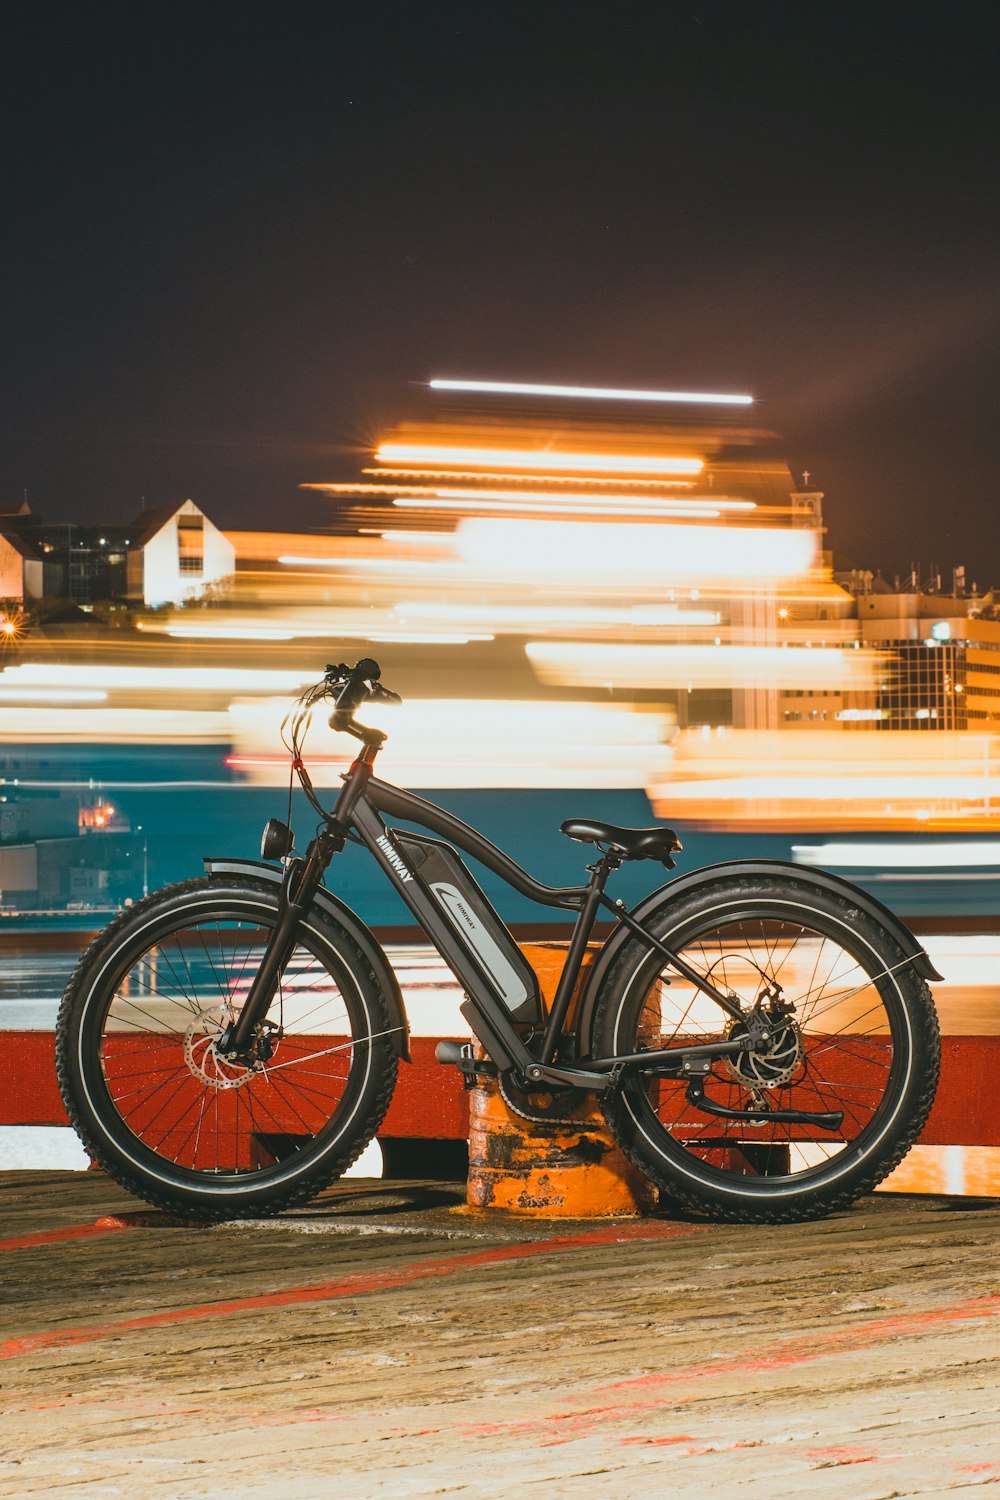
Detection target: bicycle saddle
<box><xmin>560</xmin><ymin>819</ymin><xmax>682</xmax><ymax>866</ymax></box>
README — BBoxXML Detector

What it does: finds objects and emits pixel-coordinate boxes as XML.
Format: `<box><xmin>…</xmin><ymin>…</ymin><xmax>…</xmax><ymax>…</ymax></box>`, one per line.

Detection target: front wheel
<box><xmin>55</xmin><ymin>876</ymin><xmax>399</xmax><ymax>1219</ymax></box>
<box><xmin>593</xmin><ymin>875</ymin><xmax>940</xmax><ymax>1223</ymax></box>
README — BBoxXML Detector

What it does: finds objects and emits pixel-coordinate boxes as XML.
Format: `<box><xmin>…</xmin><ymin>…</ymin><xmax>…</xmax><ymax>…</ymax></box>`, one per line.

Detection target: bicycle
<box><xmin>56</xmin><ymin>659</ymin><xmax>942</xmax><ymax>1224</ymax></box>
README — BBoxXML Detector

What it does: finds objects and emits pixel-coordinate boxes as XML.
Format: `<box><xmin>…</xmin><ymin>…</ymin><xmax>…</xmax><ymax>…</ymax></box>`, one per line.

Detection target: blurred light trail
<box><xmin>431</xmin><ymin>488</ymin><xmax>756</xmax><ymax>511</ymax></box>
<box><xmin>392</xmin><ymin>496</ymin><xmax>723</xmax><ymax>518</ymax></box>
<box><xmin>526</xmin><ymin>641</ymin><xmax>872</xmax><ymax>689</ymax></box>
<box><xmin>456</xmin><ymin>519</ymin><xmax>816</xmax><ymax>580</ymax></box>
<box><xmin>402</xmin><ymin>601</ymin><xmax>722</xmax><ymax>626</ymax></box>
<box><xmin>366</xmin><ymin>632</ymin><xmax>495</xmax><ymax>643</ymax></box>
<box><xmin>229</xmin><ymin>698</ymin><xmax>672</xmax><ymax>789</ymax></box>
<box><xmin>793</xmin><ymin>842</ymin><xmax>1000</xmax><ymax>867</ymax></box>
<box><xmin>162</xmin><ymin>625</ymin><xmax>297</xmax><ymax>641</ymax></box>
<box><xmin>662</xmin><ymin>775</ymin><xmax>1000</xmax><ymax>801</ymax></box>
<box><xmin>373</xmin><ymin>531</ymin><xmax>456</xmax><ymax>542</ymax></box>
<box><xmin>0</xmin><ymin>689</ymin><xmax>109</xmax><ymax>704</ymax></box>
<box><xmin>0</xmin><ymin>709</ymin><xmax>233</xmax><ymax>741</ymax></box>
<box><xmin>428</xmin><ymin>378</ymin><xmax>754</xmax><ymax>406</ymax></box>
<box><xmin>278</xmin><ymin>555</ymin><xmax>466</xmax><ymax>572</ymax></box>
<box><xmin>363</xmin><ymin>468</ymin><xmax>698</xmax><ymax>489</ymax></box>
<box><xmin>2</xmin><ymin>665</ymin><xmax>311</xmax><ymax>691</ymax></box>
<box><xmin>375</xmin><ymin>443</ymin><xmax>703</xmax><ymax>475</ymax></box>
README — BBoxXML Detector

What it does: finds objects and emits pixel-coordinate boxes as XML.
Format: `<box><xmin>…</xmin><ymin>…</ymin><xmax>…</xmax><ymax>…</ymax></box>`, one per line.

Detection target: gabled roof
<box><xmin>0</xmin><ymin>500</ymin><xmax>31</xmax><ymax>517</ymax></box>
<box><xmin>127</xmin><ymin>499</ymin><xmax>205</xmax><ymax>549</ymax></box>
<box><xmin>0</xmin><ymin>526</ymin><xmax>43</xmax><ymax>562</ymax></box>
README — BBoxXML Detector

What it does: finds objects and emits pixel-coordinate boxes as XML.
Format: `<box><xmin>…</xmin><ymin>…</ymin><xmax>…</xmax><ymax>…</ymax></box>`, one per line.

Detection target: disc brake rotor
<box><xmin>724</xmin><ymin>1016</ymin><xmax>803</xmax><ymax>1089</ymax></box>
<box><xmin>183</xmin><ymin>1005</ymin><xmax>261</xmax><ymax>1090</ymax></box>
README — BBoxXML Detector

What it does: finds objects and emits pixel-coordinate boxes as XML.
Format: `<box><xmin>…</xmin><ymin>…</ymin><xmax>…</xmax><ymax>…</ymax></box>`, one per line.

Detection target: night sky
<box><xmin>3</xmin><ymin>3</ymin><xmax>999</xmax><ymax>580</ymax></box>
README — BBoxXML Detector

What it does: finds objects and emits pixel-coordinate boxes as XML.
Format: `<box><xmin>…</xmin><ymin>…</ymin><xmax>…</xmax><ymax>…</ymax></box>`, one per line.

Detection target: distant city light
<box><xmin>375</xmin><ymin>443</ymin><xmax>704</xmax><ymax>475</ymax></box>
<box><xmin>429</xmin><ymin>378</ymin><xmax>754</xmax><ymax>406</ymax></box>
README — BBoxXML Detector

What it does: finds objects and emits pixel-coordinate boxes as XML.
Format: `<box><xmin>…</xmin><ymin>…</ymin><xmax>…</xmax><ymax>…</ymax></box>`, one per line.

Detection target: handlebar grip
<box><xmin>324</xmin><ymin>658</ymin><xmax>383</xmax><ymax>714</ymax></box>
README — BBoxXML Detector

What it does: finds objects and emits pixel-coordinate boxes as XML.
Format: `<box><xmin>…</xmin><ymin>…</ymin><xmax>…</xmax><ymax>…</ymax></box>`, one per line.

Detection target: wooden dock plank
<box><xmin>1</xmin><ymin>1173</ymin><xmax>999</xmax><ymax>1496</ymax></box>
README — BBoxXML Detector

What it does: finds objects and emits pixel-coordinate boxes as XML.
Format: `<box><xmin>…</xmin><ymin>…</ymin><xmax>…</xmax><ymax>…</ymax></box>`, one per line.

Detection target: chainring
<box><xmin>497</xmin><ymin>1072</ymin><xmax>589</xmax><ymax>1128</ymax></box>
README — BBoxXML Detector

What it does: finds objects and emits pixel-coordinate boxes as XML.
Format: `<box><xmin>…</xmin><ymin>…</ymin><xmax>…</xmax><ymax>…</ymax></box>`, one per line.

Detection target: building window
<box><xmin>178</xmin><ymin>512</ymin><xmax>204</xmax><ymax>575</ymax></box>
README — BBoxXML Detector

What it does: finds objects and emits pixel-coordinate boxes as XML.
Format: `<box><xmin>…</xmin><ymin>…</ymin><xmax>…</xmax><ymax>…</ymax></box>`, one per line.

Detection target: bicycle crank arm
<box><xmin>686</xmin><ymin>1081</ymin><xmax>844</xmax><ymax>1133</ymax></box>
<box><xmin>522</xmin><ymin>1061</ymin><xmax>618</xmax><ymax>1091</ymax></box>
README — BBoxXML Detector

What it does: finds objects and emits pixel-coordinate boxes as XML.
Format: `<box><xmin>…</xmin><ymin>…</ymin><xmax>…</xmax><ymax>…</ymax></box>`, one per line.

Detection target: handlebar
<box><xmin>324</xmin><ymin>658</ymin><xmax>401</xmax><ymax>742</ymax></box>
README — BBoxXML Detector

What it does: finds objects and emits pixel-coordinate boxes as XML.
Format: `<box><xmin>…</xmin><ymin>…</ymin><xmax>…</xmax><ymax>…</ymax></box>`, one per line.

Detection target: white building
<box><xmin>0</xmin><ymin>528</ymin><xmax>44</xmax><ymax>602</ymax></box>
<box><xmin>126</xmin><ymin>499</ymin><xmax>235</xmax><ymax>607</ymax></box>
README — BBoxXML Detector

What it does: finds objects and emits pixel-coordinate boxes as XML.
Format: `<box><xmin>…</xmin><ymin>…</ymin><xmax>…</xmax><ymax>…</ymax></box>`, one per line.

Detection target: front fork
<box><xmin>217</xmin><ymin>824</ymin><xmax>344</xmax><ymax>1061</ymax></box>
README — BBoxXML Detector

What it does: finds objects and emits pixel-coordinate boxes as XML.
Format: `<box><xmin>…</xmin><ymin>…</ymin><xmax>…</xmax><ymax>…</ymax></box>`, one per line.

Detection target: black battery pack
<box><xmin>393</xmin><ymin>830</ymin><xmax>541</xmax><ymax>1023</ymax></box>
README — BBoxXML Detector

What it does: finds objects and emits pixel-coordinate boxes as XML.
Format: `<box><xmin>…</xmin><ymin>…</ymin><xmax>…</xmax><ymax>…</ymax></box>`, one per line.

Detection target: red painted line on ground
<box><xmin>0</xmin><ymin>1210</ymin><xmax>194</xmax><ymax>1253</ymax></box>
<box><xmin>0</xmin><ymin>1221</ymin><xmax>129</xmax><ymax>1253</ymax></box>
<box><xmin>449</xmin><ymin>1294</ymin><xmax>1000</xmax><ymax>1445</ymax></box>
<box><xmin>0</xmin><ymin>1219</ymin><xmax>702</xmax><ymax>1361</ymax></box>
<box><xmin>805</xmin><ymin>1446</ymin><xmax>881</xmax><ymax>1466</ymax></box>
<box><xmin>599</xmin><ymin>1292</ymin><xmax>1000</xmax><ymax>1393</ymax></box>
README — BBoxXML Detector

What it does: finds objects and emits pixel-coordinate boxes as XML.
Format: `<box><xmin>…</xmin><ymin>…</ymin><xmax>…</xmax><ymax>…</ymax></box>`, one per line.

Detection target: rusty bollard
<box><xmin>466</xmin><ymin>944</ymin><xmax>656</xmax><ymax>1217</ymax></box>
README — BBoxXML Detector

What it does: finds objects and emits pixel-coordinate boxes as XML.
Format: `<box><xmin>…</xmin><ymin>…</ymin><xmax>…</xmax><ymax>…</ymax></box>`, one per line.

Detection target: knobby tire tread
<box><xmin>55</xmin><ymin>877</ymin><xmax>399</xmax><ymax>1221</ymax></box>
<box><xmin>593</xmin><ymin>876</ymin><xmax>941</xmax><ymax>1224</ymax></box>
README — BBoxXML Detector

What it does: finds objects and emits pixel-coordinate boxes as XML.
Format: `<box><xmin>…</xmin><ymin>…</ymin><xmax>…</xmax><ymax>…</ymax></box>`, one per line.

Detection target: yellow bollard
<box><xmin>465</xmin><ymin>944</ymin><xmax>656</xmax><ymax>1217</ymax></box>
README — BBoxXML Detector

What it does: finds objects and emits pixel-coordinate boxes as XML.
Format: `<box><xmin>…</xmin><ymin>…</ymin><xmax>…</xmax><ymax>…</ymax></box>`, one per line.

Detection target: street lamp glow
<box><xmin>375</xmin><ymin>443</ymin><xmax>704</xmax><ymax>475</ymax></box>
<box><xmin>429</xmin><ymin>378</ymin><xmax>754</xmax><ymax>406</ymax></box>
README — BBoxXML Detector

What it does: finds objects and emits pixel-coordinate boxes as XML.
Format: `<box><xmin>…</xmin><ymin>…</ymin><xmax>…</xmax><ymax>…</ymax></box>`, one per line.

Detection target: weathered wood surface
<box><xmin>1</xmin><ymin>1171</ymin><xmax>999</xmax><ymax>1497</ymax></box>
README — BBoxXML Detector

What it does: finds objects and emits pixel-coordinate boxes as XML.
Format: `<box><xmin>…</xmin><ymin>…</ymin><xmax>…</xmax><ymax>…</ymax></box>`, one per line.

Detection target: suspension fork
<box><xmin>218</xmin><ymin>825</ymin><xmax>344</xmax><ymax>1059</ymax></box>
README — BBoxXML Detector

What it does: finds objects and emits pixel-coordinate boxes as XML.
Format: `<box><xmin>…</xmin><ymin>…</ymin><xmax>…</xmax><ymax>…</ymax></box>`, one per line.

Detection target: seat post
<box><xmin>538</xmin><ymin>850</ymin><xmax>621</xmax><ymax>1065</ymax></box>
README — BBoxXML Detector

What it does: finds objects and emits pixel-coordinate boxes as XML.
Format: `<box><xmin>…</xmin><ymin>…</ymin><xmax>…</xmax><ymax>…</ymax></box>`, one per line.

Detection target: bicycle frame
<box><xmin>222</xmin><ymin>746</ymin><xmax>757</xmax><ymax>1094</ymax></box>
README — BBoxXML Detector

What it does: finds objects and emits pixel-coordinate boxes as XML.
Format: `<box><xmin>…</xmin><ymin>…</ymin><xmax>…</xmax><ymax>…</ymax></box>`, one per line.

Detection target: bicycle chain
<box><xmin>497</xmin><ymin>1072</ymin><xmax>589</xmax><ymax>1129</ymax></box>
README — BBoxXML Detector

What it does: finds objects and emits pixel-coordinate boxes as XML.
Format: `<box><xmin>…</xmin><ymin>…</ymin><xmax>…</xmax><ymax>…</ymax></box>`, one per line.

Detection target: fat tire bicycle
<box><xmin>56</xmin><ymin>659</ymin><xmax>942</xmax><ymax>1224</ymax></box>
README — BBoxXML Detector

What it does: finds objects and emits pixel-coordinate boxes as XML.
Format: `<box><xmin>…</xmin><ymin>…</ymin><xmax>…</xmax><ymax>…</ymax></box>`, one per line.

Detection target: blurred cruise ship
<box><xmin>4</xmin><ymin>377</ymin><xmax>1000</xmax><ymax>925</ymax></box>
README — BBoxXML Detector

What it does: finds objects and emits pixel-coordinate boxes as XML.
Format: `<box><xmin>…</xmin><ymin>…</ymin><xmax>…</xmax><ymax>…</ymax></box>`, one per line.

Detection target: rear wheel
<box><xmin>593</xmin><ymin>876</ymin><xmax>940</xmax><ymax>1223</ymax></box>
<box><xmin>56</xmin><ymin>877</ymin><xmax>399</xmax><ymax>1219</ymax></box>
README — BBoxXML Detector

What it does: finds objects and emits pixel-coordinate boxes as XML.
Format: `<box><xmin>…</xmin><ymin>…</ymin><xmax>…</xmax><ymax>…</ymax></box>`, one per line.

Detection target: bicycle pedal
<box><xmin>434</xmin><ymin>1040</ymin><xmax>497</xmax><ymax>1081</ymax></box>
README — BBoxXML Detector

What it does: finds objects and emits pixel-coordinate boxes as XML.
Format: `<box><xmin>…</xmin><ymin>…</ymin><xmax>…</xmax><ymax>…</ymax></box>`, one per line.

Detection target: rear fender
<box><xmin>577</xmin><ymin>858</ymin><xmax>943</xmax><ymax>1059</ymax></box>
<box><xmin>203</xmin><ymin>857</ymin><xmax>411</xmax><ymax>1062</ymax></box>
